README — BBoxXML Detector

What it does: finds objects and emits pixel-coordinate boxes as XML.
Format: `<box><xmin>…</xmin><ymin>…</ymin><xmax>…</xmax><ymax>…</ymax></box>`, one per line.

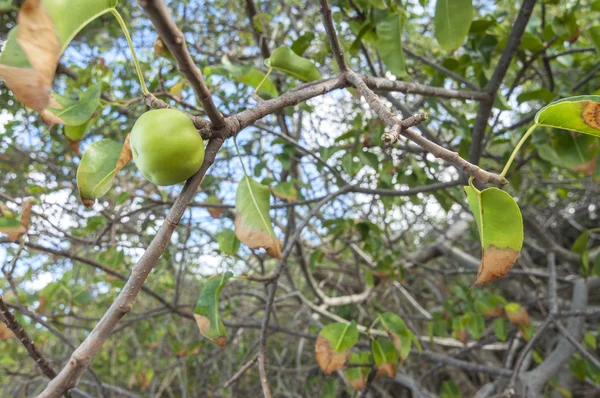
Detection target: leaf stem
<box><xmin>111</xmin><ymin>9</ymin><xmax>149</xmax><ymax>96</ymax></box>
<box><xmin>253</xmin><ymin>67</ymin><xmax>273</xmax><ymax>98</ymax></box>
<box><xmin>233</xmin><ymin>136</ymin><xmax>250</xmax><ymax>178</ymax></box>
<box><xmin>500</xmin><ymin>123</ymin><xmax>539</xmax><ymax>178</ymax></box>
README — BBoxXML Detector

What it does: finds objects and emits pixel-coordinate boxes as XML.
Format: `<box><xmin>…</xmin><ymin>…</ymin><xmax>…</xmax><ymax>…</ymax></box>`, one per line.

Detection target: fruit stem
<box><xmin>500</xmin><ymin>123</ymin><xmax>539</xmax><ymax>178</ymax></box>
<box><xmin>111</xmin><ymin>9</ymin><xmax>150</xmax><ymax>96</ymax></box>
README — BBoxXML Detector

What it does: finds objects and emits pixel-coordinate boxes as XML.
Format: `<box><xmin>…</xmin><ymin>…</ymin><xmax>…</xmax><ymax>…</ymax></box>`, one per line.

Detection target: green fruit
<box><xmin>130</xmin><ymin>109</ymin><xmax>205</xmax><ymax>186</ymax></box>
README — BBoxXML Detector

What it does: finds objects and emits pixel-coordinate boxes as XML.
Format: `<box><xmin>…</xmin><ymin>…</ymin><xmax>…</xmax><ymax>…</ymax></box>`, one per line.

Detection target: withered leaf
<box><xmin>314</xmin><ymin>335</ymin><xmax>349</xmax><ymax>375</ymax></box>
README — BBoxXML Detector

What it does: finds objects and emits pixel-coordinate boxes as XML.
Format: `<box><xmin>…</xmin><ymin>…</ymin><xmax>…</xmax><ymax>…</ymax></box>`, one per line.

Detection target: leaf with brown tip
<box><xmin>235</xmin><ymin>176</ymin><xmax>283</xmax><ymax>259</ymax></box>
<box><xmin>0</xmin><ymin>200</ymin><xmax>33</xmax><ymax>242</ymax></box>
<box><xmin>315</xmin><ymin>321</ymin><xmax>358</xmax><ymax>375</ymax></box>
<box><xmin>464</xmin><ymin>179</ymin><xmax>523</xmax><ymax>285</ymax></box>
<box><xmin>0</xmin><ymin>0</ymin><xmax>59</xmax><ymax>110</ymax></box>
<box><xmin>193</xmin><ymin>272</ymin><xmax>233</xmax><ymax>347</ymax></box>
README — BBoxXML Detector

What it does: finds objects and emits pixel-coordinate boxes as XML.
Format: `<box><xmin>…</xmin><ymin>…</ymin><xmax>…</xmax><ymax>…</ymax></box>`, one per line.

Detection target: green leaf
<box><xmin>315</xmin><ymin>321</ymin><xmax>358</xmax><ymax>375</ymax></box>
<box><xmin>221</xmin><ymin>57</ymin><xmax>279</xmax><ymax>98</ymax></box>
<box><xmin>517</xmin><ymin>88</ymin><xmax>556</xmax><ymax>104</ymax></box>
<box><xmin>218</xmin><ymin>229</ymin><xmax>241</xmax><ymax>255</ymax></box>
<box><xmin>77</xmin><ymin>138</ymin><xmax>131</xmax><ymax>207</ymax></box>
<box><xmin>464</xmin><ymin>179</ymin><xmax>523</xmax><ymax>285</ymax></box>
<box><xmin>571</xmin><ymin>230</ymin><xmax>590</xmax><ymax>254</ymax></box>
<box><xmin>376</xmin><ymin>13</ymin><xmax>406</xmax><ymax>78</ymax></box>
<box><xmin>463</xmin><ymin>312</ymin><xmax>484</xmax><ymax>340</ymax></box>
<box><xmin>272</xmin><ymin>182</ymin><xmax>298</xmax><ymax>202</ymax></box>
<box><xmin>588</xmin><ymin>26</ymin><xmax>600</xmax><ymax>53</ymax></box>
<box><xmin>47</xmin><ymin>84</ymin><xmax>101</xmax><ymax>126</ymax></box>
<box><xmin>235</xmin><ymin>176</ymin><xmax>283</xmax><ymax>258</ymax></box>
<box><xmin>535</xmin><ymin>96</ymin><xmax>600</xmax><ymax>137</ymax></box>
<box><xmin>268</xmin><ymin>46</ymin><xmax>322</xmax><ymax>82</ymax></box>
<box><xmin>379</xmin><ymin>312</ymin><xmax>413</xmax><ymax>360</ymax></box>
<box><xmin>434</xmin><ymin>0</ymin><xmax>474</xmax><ymax>52</ymax></box>
<box><xmin>64</xmin><ymin>115</ymin><xmax>98</xmax><ymax>142</ymax></box>
<box><xmin>291</xmin><ymin>31</ymin><xmax>315</xmax><ymax>56</ymax></box>
<box><xmin>345</xmin><ymin>352</ymin><xmax>370</xmax><ymax>391</ymax></box>
<box><xmin>493</xmin><ymin>91</ymin><xmax>512</xmax><ymax>110</ymax></box>
<box><xmin>552</xmin><ymin>133</ymin><xmax>599</xmax><ymax>175</ymax></box>
<box><xmin>494</xmin><ymin>318</ymin><xmax>508</xmax><ymax>341</ymax></box>
<box><xmin>441</xmin><ymin>381</ymin><xmax>462</xmax><ymax>398</ymax></box>
<box><xmin>194</xmin><ymin>272</ymin><xmax>233</xmax><ymax>347</ymax></box>
<box><xmin>371</xmin><ymin>338</ymin><xmax>398</xmax><ymax>378</ymax></box>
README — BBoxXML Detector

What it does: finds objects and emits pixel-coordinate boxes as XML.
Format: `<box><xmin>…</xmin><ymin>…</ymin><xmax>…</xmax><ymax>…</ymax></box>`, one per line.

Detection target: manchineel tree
<box><xmin>0</xmin><ymin>0</ymin><xmax>599</xmax><ymax>396</ymax></box>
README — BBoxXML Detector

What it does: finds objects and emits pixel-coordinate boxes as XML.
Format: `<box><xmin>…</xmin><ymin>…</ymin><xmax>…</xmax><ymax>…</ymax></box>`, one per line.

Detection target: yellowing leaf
<box><xmin>0</xmin><ymin>0</ymin><xmax>59</xmax><ymax>110</ymax></box>
<box><xmin>76</xmin><ymin>135</ymin><xmax>132</xmax><ymax>207</ymax></box>
<box><xmin>205</xmin><ymin>195</ymin><xmax>224</xmax><ymax>218</ymax></box>
<box><xmin>194</xmin><ymin>272</ymin><xmax>233</xmax><ymax>347</ymax></box>
<box><xmin>315</xmin><ymin>322</ymin><xmax>358</xmax><ymax>375</ymax></box>
<box><xmin>535</xmin><ymin>96</ymin><xmax>600</xmax><ymax>136</ymax></box>
<box><xmin>235</xmin><ymin>176</ymin><xmax>282</xmax><ymax>259</ymax></box>
<box><xmin>272</xmin><ymin>182</ymin><xmax>298</xmax><ymax>202</ymax></box>
<box><xmin>0</xmin><ymin>200</ymin><xmax>33</xmax><ymax>242</ymax></box>
<box><xmin>464</xmin><ymin>179</ymin><xmax>523</xmax><ymax>285</ymax></box>
<box><xmin>505</xmin><ymin>302</ymin><xmax>530</xmax><ymax>327</ymax></box>
<box><xmin>169</xmin><ymin>82</ymin><xmax>185</xmax><ymax>99</ymax></box>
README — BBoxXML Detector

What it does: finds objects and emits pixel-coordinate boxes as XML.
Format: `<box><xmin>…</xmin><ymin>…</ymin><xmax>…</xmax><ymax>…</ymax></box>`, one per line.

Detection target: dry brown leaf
<box><xmin>235</xmin><ymin>214</ymin><xmax>283</xmax><ymax>259</ymax></box>
<box><xmin>314</xmin><ymin>335</ymin><xmax>348</xmax><ymax>375</ymax></box>
<box><xmin>482</xmin><ymin>305</ymin><xmax>505</xmax><ymax>318</ymax></box>
<box><xmin>39</xmin><ymin>109</ymin><xmax>66</xmax><ymax>127</ymax></box>
<box><xmin>116</xmin><ymin>134</ymin><xmax>133</xmax><ymax>174</ymax></box>
<box><xmin>472</xmin><ymin>246</ymin><xmax>519</xmax><ymax>286</ymax></box>
<box><xmin>0</xmin><ymin>200</ymin><xmax>33</xmax><ymax>242</ymax></box>
<box><xmin>376</xmin><ymin>362</ymin><xmax>397</xmax><ymax>378</ymax></box>
<box><xmin>0</xmin><ymin>322</ymin><xmax>14</xmax><ymax>341</ymax></box>
<box><xmin>455</xmin><ymin>328</ymin><xmax>467</xmax><ymax>344</ymax></box>
<box><xmin>506</xmin><ymin>306</ymin><xmax>530</xmax><ymax>327</ymax></box>
<box><xmin>0</xmin><ymin>0</ymin><xmax>60</xmax><ymax>110</ymax></box>
<box><xmin>207</xmin><ymin>207</ymin><xmax>224</xmax><ymax>218</ymax></box>
<box><xmin>67</xmin><ymin>140</ymin><xmax>82</xmax><ymax>156</ymax></box>
<box><xmin>153</xmin><ymin>36</ymin><xmax>171</xmax><ymax>58</ymax></box>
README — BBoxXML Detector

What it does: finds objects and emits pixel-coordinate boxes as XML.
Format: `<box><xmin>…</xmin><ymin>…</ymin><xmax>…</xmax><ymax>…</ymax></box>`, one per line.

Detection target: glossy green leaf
<box><xmin>535</xmin><ymin>96</ymin><xmax>600</xmax><ymax>137</ymax></box>
<box><xmin>372</xmin><ymin>338</ymin><xmax>398</xmax><ymax>378</ymax></box>
<box><xmin>268</xmin><ymin>46</ymin><xmax>322</xmax><ymax>82</ymax></box>
<box><xmin>376</xmin><ymin>12</ymin><xmax>406</xmax><ymax>78</ymax></box>
<box><xmin>345</xmin><ymin>352</ymin><xmax>371</xmax><ymax>391</ymax></box>
<box><xmin>47</xmin><ymin>84</ymin><xmax>101</xmax><ymax>126</ymax></box>
<box><xmin>193</xmin><ymin>272</ymin><xmax>233</xmax><ymax>347</ymax></box>
<box><xmin>464</xmin><ymin>179</ymin><xmax>523</xmax><ymax>285</ymax></box>
<box><xmin>434</xmin><ymin>0</ymin><xmax>473</xmax><ymax>52</ymax></box>
<box><xmin>235</xmin><ymin>176</ymin><xmax>283</xmax><ymax>259</ymax></box>
<box><xmin>77</xmin><ymin>138</ymin><xmax>130</xmax><ymax>207</ymax></box>
<box><xmin>315</xmin><ymin>321</ymin><xmax>358</xmax><ymax>375</ymax></box>
<box><xmin>218</xmin><ymin>229</ymin><xmax>241</xmax><ymax>255</ymax></box>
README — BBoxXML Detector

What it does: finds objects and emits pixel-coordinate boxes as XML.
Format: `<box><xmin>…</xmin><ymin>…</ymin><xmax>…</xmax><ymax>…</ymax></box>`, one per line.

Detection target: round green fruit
<box><xmin>130</xmin><ymin>109</ymin><xmax>205</xmax><ymax>186</ymax></box>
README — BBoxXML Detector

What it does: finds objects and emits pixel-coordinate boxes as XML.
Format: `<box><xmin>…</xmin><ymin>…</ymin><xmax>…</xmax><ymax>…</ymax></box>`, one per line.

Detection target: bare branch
<box><xmin>318</xmin><ymin>0</ymin><xmax>348</xmax><ymax>72</ymax></box>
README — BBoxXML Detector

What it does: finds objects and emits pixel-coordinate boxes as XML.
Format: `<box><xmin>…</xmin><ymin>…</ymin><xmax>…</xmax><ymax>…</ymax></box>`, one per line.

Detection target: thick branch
<box><xmin>138</xmin><ymin>0</ymin><xmax>225</xmax><ymax>128</ymax></box>
<box><xmin>318</xmin><ymin>0</ymin><xmax>348</xmax><ymax>72</ymax></box>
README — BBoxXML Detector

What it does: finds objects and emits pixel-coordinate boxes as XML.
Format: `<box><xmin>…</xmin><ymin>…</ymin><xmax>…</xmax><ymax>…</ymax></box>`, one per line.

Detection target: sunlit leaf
<box><xmin>0</xmin><ymin>0</ymin><xmax>117</xmax><ymax>110</ymax></box>
<box><xmin>46</xmin><ymin>83</ymin><xmax>102</xmax><ymax>126</ymax></box>
<box><xmin>268</xmin><ymin>46</ymin><xmax>322</xmax><ymax>82</ymax></box>
<box><xmin>194</xmin><ymin>272</ymin><xmax>233</xmax><ymax>347</ymax></box>
<box><xmin>494</xmin><ymin>318</ymin><xmax>508</xmax><ymax>342</ymax></box>
<box><xmin>272</xmin><ymin>182</ymin><xmax>298</xmax><ymax>202</ymax></box>
<box><xmin>464</xmin><ymin>179</ymin><xmax>523</xmax><ymax>285</ymax></box>
<box><xmin>535</xmin><ymin>96</ymin><xmax>600</xmax><ymax>137</ymax></box>
<box><xmin>379</xmin><ymin>312</ymin><xmax>418</xmax><ymax>361</ymax></box>
<box><xmin>76</xmin><ymin>135</ymin><xmax>132</xmax><ymax>208</ymax></box>
<box><xmin>235</xmin><ymin>176</ymin><xmax>283</xmax><ymax>259</ymax></box>
<box><xmin>291</xmin><ymin>31</ymin><xmax>315</xmax><ymax>56</ymax></box>
<box><xmin>315</xmin><ymin>321</ymin><xmax>358</xmax><ymax>375</ymax></box>
<box><xmin>434</xmin><ymin>0</ymin><xmax>473</xmax><ymax>52</ymax></box>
